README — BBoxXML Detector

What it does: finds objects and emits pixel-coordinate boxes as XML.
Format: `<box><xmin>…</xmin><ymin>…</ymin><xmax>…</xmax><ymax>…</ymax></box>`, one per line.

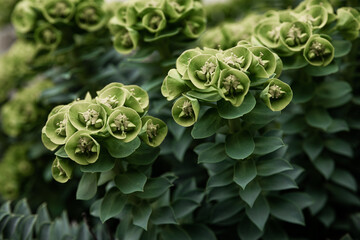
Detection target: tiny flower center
<box><xmin>150</xmin><ymin>15</ymin><xmax>161</xmax><ymax>29</ymax></box>
<box><xmin>80</xmin><ymin>7</ymin><xmax>98</xmax><ymax>23</ymax></box>
<box><xmin>268</xmin><ymin>85</ymin><xmax>285</xmax><ymax>99</ymax></box>
<box><xmin>75</xmin><ymin>136</ymin><xmax>96</xmax><ymax>154</ymax></box>
<box><xmin>222</xmin><ymin>74</ymin><xmax>244</xmax><ymax>96</ymax></box>
<box><xmin>170</xmin><ymin>1</ymin><xmax>185</xmax><ymax>13</ymax></box>
<box><xmin>197</xmin><ymin>61</ymin><xmax>217</xmax><ymax>84</ymax></box>
<box><xmin>56</xmin><ymin>119</ymin><xmax>67</xmax><ymax>136</ymax></box>
<box><xmin>42</xmin><ymin>29</ymin><xmax>56</xmax><ymax>44</ymax></box>
<box><xmin>52</xmin><ymin>2</ymin><xmax>70</xmax><ymax>17</ymax></box>
<box><xmin>286</xmin><ymin>25</ymin><xmax>308</xmax><ymax>46</ymax></box>
<box><xmin>267</xmin><ymin>26</ymin><xmax>281</xmax><ymax>42</ymax></box>
<box><xmin>111</xmin><ymin>113</ymin><xmax>136</xmax><ymax>137</ymax></box>
<box><xmin>147</xmin><ymin>121</ymin><xmax>159</xmax><ymax>140</ymax></box>
<box><xmin>178</xmin><ymin>100</ymin><xmax>194</xmax><ymax>118</ymax></box>
<box><xmin>121</xmin><ymin>32</ymin><xmax>133</xmax><ymax>47</ymax></box>
<box><xmin>55</xmin><ymin>159</ymin><xmax>66</xmax><ymax>176</ymax></box>
<box><xmin>223</xmin><ymin>52</ymin><xmax>245</xmax><ymax>70</ymax></box>
<box><xmin>80</xmin><ymin>109</ymin><xmax>103</xmax><ymax>128</ymax></box>
<box><xmin>308</xmin><ymin>41</ymin><xmax>331</xmax><ymax>60</ymax></box>
<box><xmin>99</xmin><ymin>95</ymin><xmax>119</xmax><ymax>109</ymax></box>
<box><xmin>256</xmin><ymin>52</ymin><xmax>269</xmax><ymax>68</ymax></box>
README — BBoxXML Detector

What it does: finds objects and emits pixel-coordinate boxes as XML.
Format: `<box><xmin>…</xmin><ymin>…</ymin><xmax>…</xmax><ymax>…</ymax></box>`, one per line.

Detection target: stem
<box><xmin>228</xmin><ymin>118</ymin><xmax>240</xmax><ymax>133</ymax></box>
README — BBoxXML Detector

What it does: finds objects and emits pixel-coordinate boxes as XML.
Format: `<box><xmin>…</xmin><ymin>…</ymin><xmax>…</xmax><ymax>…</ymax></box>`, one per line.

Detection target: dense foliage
<box><xmin>0</xmin><ymin>0</ymin><xmax>360</xmax><ymax>239</ymax></box>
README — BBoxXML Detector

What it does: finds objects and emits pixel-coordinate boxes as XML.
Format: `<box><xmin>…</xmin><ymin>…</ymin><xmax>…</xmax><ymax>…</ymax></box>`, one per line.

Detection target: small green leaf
<box><xmin>253</xmin><ymin>137</ymin><xmax>284</xmax><ymax>155</ymax></box>
<box><xmin>325</xmin><ymin>138</ymin><xmax>353</xmax><ymax>158</ymax></box>
<box><xmin>318</xmin><ymin>206</ymin><xmax>335</xmax><ymax>227</ymax></box>
<box><xmin>333</xmin><ymin>40</ymin><xmax>352</xmax><ymax>58</ymax></box>
<box><xmin>191</xmin><ymin>108</ymin><xmax>224</xmax><ymax>139</ymax></box>
<box><xmin>217</xmin><ymin>93</ymin><xmax>256</xmax><ymax>119</ymax></box>
<box><xmin>134</xmin><ymin>178</ymin><xmax>172</xmax><ymax>199</ymax></box>
<box><xmin>211</xmin><ymin>198</ymin><xmax>245</xmax><ymax>223</ymax></box>
<box><xmin>233</xmin><ymin>159</ymin><xmax>257</xmax><ymax>189</ymax></box>
<box><xmin>260</xmin><ymin>174</ymin><xmax>298</xmax><ymax>191</ymax></box>
<box><xmin>151</xmin><ymin>207</ymin><xmax>177</xmax><ymax>225</ymax></box>
<box><xmin>76</xmin><ymin>173</ymin><xmax>98</xmax><ymax>200</ymax></box>
<box><xmin>80</xmin><ymin>152</ymin><xmax>115</xmax><ymax>173</ymax></box>
<box><xmin>237</xmin><ymin>217</ymin><xmax>263</xmax><ymax>240</ymax></box>
<box><xmin>14</xmin><ymin>199</ymin><xmax>31</xmax><ymax>215</ymax></box>
<box><xmin>305</xmin><ymin>62</ymin><xmax>339</xmax><ymax>76</ymax></box>
<box><xmin>316</xmin><ymin>81</ymin><xmax>352</xmax><ymax>100</ymax></box>
<box><xmin>243</xmin><ymin>102</ymin><xmax>280</xmax><ymax>126</ymax></box>
<box><xmin>100</xmin><ymin>188</ymin><xmax>127</xmax><ymax>222</ymax></box>
<box><xmin>256</xmin><ymin>158</ymin><xmax>293</xmax><ymax>176</ymax></box>
<box><xmin>160</xmin><ymin>225</ymin><xmax>191</xmax><ymax>240</ymax></box>
<box><xmin>132</xmin><ymin>203</ymin><xmax>152</xmax><ymax>230</ymax></box>
<box><xmin>198</xmin><ymin>143</ymin><xmax>227</xmax><ymax>164</ymax></box>
<box><xmin>207</xmin><ymin>168</ymin><xmax>233</xmax><ymax>188</ymax></box>
<box><xmin>305</xmin><ymin>107</ymin><xmax>332</xmax><ymax>130</ymax></box>
<box><xmin>172</xmin><ymin>199</ymin><xmax>199</xmax><ymax>219</ymax></box>
<box><xmin>330</xmin><ymin>169</ymin><xmax>357</xmax><ymax>192</ymax></box>
<box><xmin>186</xmin><ymin>90</ymin><xmax>222</xmax><ymax>102</ymax></box>
<box><xmin>303</xmin><ymin>134</ymin><xmax>324</xmax><ymax>161</ymax></box>
<box><xmin>313</xmin><ymin>156</ymin><xmax>334</xmax><ymax>179</ymax></box>
<box><xmin>327</xmin><ymin>119</ymin><xmax>349</xmax><ymax>133</ymax></box>
<box><xmin>268</xmin><ymin>196</ymin><xmax>305</xmax><ymax>226</ymax></box>
<box><xmin>183</xmin><ymin>224</ymin><xmax>217</xmax><ymax>240</ymax></box>
<box><xmin>225</xmin><ymin>131</ymin><xmax>255</xmax><ymax>160</ymax></box>
<box><xmin>239</xmin><ymin>179</ymin><xmax>262</xmax><ymax>208</ymax></box>
<box><xmin>282</xmin><ymin>192</ymin><xmax>313</xmax><ymax>210</ymax></box>
<box><xmin>104</xmin><ymin>137</ymin><xmax>141</xmax><ymax>159</ymax></box>
<box><xmin>245</xmin><ymin>195</ymin><xmax>270</xmax><ymax>231</ymax></box>
<box><xmin>54</xmin><ymin>146</ymin><xmax>68</xmax><ymax>158</ymax></box>
<box><xmin>125</xmin><ymin>142</ymin><xmax>160</xmax><ymax>165</ymax></box>
<box><xmin>115</xmin><ymin>171</ymin><xmax>147</xmax><ymax>194</ymax></box>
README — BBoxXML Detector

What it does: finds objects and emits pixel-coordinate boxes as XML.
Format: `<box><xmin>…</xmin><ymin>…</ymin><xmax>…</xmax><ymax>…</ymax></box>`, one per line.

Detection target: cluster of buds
<box><xmin>11</xmin><ymin>0</ymin><xmax>109</xmax><ymax>50</ymax></box>
<box><xmin>252</xmin><ymin>0</ymin><xmax>359</xmax><ymax>66</ymax></box>
<box><xmin>108</xmin><ymin>0</ymin><xmax>206</xmax><ymax>54</ymax></box>
<box><xmin>162</xmin><ymin>43</ymin><xmax>293</xmax><ymax>126</ymax></box>
<box><xmin>42</xmin><ymin>83</ymin><xmax>167</xmax><ymax>183</ymax></box>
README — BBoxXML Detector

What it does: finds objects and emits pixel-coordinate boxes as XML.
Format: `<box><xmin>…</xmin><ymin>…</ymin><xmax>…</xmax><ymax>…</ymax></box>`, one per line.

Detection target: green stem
<box><xmin>228</xmin><ymin>118</ymin><xmax>240</xmax><ymax>133</ymax></box>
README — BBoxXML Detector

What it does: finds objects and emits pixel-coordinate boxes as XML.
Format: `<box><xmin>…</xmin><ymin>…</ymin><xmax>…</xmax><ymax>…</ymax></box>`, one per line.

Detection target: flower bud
<box><xmin>176</xmin><ymin>48</ymin><xmax>202</xmax><ymax>76</ymax></box>
<box><xmin>142</xmin><ymin>9</ymin><xmax>166</xmax><ymax>33</ymax></box>
<box><xmin>34</xmin><ymin>24</ymin><xmax>62</xmax><ymax>50</ymax></box>
<box><xmin>75</xmin><ymin>2</ymin><xmax>107</xmax><ymax>32</ymax></box>
<box><xmin>217</xmin><ymin>46</ymin><xmax>252</xmax><ymax>72</ymax></box>
<box><xmin>188</xmin><ymin>54</ymin><xmax>220</xmax><ymax>90</ymax></box>
<box><xmin>260</xmin><ymin>78</ymin><xmax>293</xmax><ymax>111</ymax></box>
<box><xmin>122</xmin><ymin>85</ymin><xmax>149</xmax><ymax>113</ymax></box>
<box><xmin>96</xmin><ymin>86</ymin><xmax>127</xmax><ymax>114</ymax></box>
<box><xmin>171</xmin><ymin>95</ymin><xmax>199</xmax><ymax>127</ymax></box>
<box><xmin>303</xmin><ymin>35</ymin><xmax>334</xmax><ymax>66</ymax></box>
<box><xmin>280</xmin><ymin>21</ymin><xmax>311</xmax><ymax>52</ymax></box>
<box><xmin>161</xmin><ymin>69</ymin><xmax>190</xmax><ymax>101</ymax></box>
<box><xmin>336</xmin><ymin>7</ymin><xmax>360</xmax><ymax>40</ymax></box>
<box><xmin>11</xmin><ymin>1</ymin><xmax>37</xmax><ymax>34</ymax></box>
<box><xmin>113</xmin><ymin>26</ymin><xmax>139</xmax><ymax>54</ymax></box>
<box><xmin>248</xmin><ymin>46</ymin><xmax>277</xmax><ymax>78</ymax></box>
<box><xmin>42</xmin><ymin>0</ymin><xmax>75</xmax><ymax>24</ymax></box>
<box><xmin>299</xmin><ymin>6</ymin><xmax>328</xmax><ymax>29</ymax></box>
<box><xmin>52</xmin><ymin>157</ymin><xmax>74</xmax><ymax>183</ymax></box>
<box><xmin>139</xmin><ymin>116</ymin><xmax>168</xmax><ymax>147</ymax></box>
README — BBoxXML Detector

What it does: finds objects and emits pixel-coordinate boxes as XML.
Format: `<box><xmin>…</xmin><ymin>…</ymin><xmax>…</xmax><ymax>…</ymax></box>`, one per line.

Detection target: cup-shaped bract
<box><xmin>45</xmin><ymin>112</ymin><xmax>69</xmax><ymax>145</ymax></box>
<box><xmin>303</xmin><ymin>35</ymin><xmax>334</xmax><ymax>66</ymax></box>
<box><xmin>199</xmin><ymin>27</ymin><xmax>228</xmax><ymax>49</ymax></box>
<box><xmin>34</xmin><ymin>24</ymin><xmax>62</xmax><ymax>50</ymax></box>
<box><xmin>42</xmin><ymin>0</ymin><xmax>75</xmax><ymax>24</ymax></box>
<box><xmin>254</xmin><ymin>21</ymin><xmax>283</xmax><ymax>49</ymax></box>
<box><xmin>123</xmin><ymin>85</ymin><xmax>149</xmax><ymax>113</ymax></box>
<box><xmin>162</xmin><ymin>69</ymin><xmax>190</xmax><ymax>101</ymax></box>
<box><xmin>249</xmin><ymin>46</ymin><xmax>277</xmax><ymax>78</ymax></box>
<box><xmin>260</xmin><ymin>78</ymin><xmax>293</xmax><ymax>111</ymax></box>
<box><xmin>188</xmin><ymin>54</ymin><xmax>220</xmax><ymax>90</ymax></box>
<box><xmin>133</xmin><ymin>0</ymin><xmax>163</xmax><ymax>14</ymax></box>
<box><xmin>142</xmin><ymin>9</ymin><xmax>166</xmax><ymax>33</ymax></box>
<box><xmin>182</xmin><ymin>4</ymin><xmax>206</xmax><ymax>39</ymax></box>
<box><xmin>115</xmin><ymin>2</ymin><xmax>132</xmax><ymax>26</ymax></box>
<box><xmin>217</xmin><ymin>46</ymin><xmax>253</xmax><ymax>72</ymax></box>
<box><xmin>65</xmin><ymin>130</ymin><xmax>100</xmax><ymax>165</ymax></box>
<box><xmin>171</xmin><ymin>95</ymin><xmax>200</xmax><ymax>127</ymax></box>
<box><xmin>176</xmin><ymin>48</ymin><xmax>202</xmax><ymax>76</ymax></box>
<box><xmin>11</xmin><ymin>1</ymin><xmax>37</xmax><ymax>34</ymax></box>
<box><xmin>68</xmin><ymin>101</ymin><xmax>107</xmax><ymax>134</ymax></box>
<box><xmin>107</xmin><ymin>107</ymin><xmax>142</xmax><ymax>142</ymax></box>
<box><xmin>42</xmin><ymin>127</ymin><xmax>58</xmax><ymax>151</ymax></box>
<box><xmin>75</xmin><ymin>1</ymin><xmax>107</xmax><ymax>32</ymax></box>
<box><xmin>96</xmin><ymin>86</ymin><xmax>127</xmax><ymax>114</ymax></box>
<box><xmin>139</xmin><ymin>116</ymin><xmax>168</xmax><ymax>147</ymax></box>
<box><xmin>96</xmin><ymin>82</ymin><xmax>124</xmax><ymax>96</ymax></box>
<box><xmin>164</xmin><ymin>0</ymin><xmax>193</xmax><ymax>22</ymax></box>
<box><xmin>336</xmin><ymin>7</ymin><xmax>360</xmax><ymax>40</ymax></box>
<box><xmin>280</xmin><ymin>21</ymin><xmax>311</xmax><ymax>52</ymax></box>
<box><xmin>113</xmin><ymin>26</ymin><xmax>139</xmax><ymax>54</ymax></box>
<box><xmin>299</xmin><ymin>5</ymin><xmax>328</xmax><ymax>29</ymax></box>
<box><xmin>52</xmin><ymin>157</ymin><xmax>74</xmax><ymax>183</ymax></box>
<box><xmin>218</xmin><ymin>68</ymin><xmax>250</xmax><ymax>107</ymax></box>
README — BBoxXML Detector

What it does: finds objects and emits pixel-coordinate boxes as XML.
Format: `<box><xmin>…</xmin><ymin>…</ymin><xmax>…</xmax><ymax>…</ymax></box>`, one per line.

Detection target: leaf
<box><xmin>330</xmin><ymin>169</ymin><xmax>357</xmax><ymax>192</ymax></box>
<box><xmin>313</xmin><ymin>156</ymin><xmax>334</xmax><ymax>179</ymax></box>
<box><xmin>35</xmin><ymin>203</ymin><xmax>51</xmax><ymax>233</ymax></box>
<box><xmin>191</xmin><ymin>108</ymin><xmax>224</xmax><ymax>139</ymax></box>
<box><xmin>217</xmin><ymin>93</ymin><xmax>256</xmax><ymax>119</ymax></box>
<box><xmin>197</xmin><ymin>143</ymin><xmax>227</xmax><ymax>164</ymax></box>
<box><xmin>243</xmin><ymin>102</ymin><xmax>280</xmax><ymax>126</ymax></box>
<box><xmin>80</xmin><ymin>152</ymin><xmax>115</xmax><ymax>173</ymax></box>
<box><xmin>260</xmin><ymin>174</ymin><xmax>298</xmax><ymax>191</ymax></box>
<box><xmin>239</xmin><ymin>179</ymin><xmax>262</xmax><ymax>208</ymax></box>
<box><xmin>160</xmin><ymin>225</ymin><xmax>191</xmax><ymax>240</ymax></box>
<box><xmin>207</xmin><ymin>168</ymin><xmax>233</xmax><ymax>188</ymax></box>
<box><xmin>225</xmin><ymin>131</ymin><xmax>255</xmax><ymax>159</ymax></box>
<box><xmin>104</xmin><ymin>137</ymin><xmax>141</xmax><ymax>159</ymax></box>
<box><xmin>282</xmin><ymin>192</ymin><xmax>313</xmax><ymax>210</ymax></box>
<box><xmin>172</xmin><ymin>200</ymin><xmax>199</xmax><ymax>219</ymax></box>
<box><xmin>125</xmin><ymin>142</ymin><xmax>160</xmax><ymax>165</ymax></box>
<box><xmin>307</xmin><ymin>187</ymin><xmax>327</xmax><ymax>215</ymax></box>
<box><xmin>256</xmin><ymin>158</ymin><xmax>293</xmax><ymax>176</ymax></box>
<box><xmin>132</xmin><ymin>202</ymin><xmax>152</xmax><ymax>230</ymax></box>
<box><xmin>186</xmin><ymin>90</ymin><xmax>222</xmax><ymax>102</ymax></box>
<box><xmin>14</xmin><ymin>199</ymin><xmax>31</xmax><ymax>215</ymax></box>
<box><xmin>151</xmin><ymin>207</ymin><xmax>177</xmax><ymax>225</ymax></box>
<box><xmin>245</xmin><ymin>195</ymin><xmax>270</xmax><ymax>231</ymax></box>
<box><xmin>100</xmin><ymin>188</ymin><xmax>127</xmax><ymax>222</ymax></box>
<box><xmin>303</xmin><ymin>134</ymin><xmax>323</xmax><ymax>161</ymax></box>
<box><xmin>268</xmin><ymin>196</ymin><xmax>305</xmax><ymax>225</ymax></box>
<box><xmin>233</xmin><ymin>159</ymin><xmax>257</xmax><ymax>189</ymax></box>
<box><xmin>183</xmin><ymin>224</ymin><xmax>217</xmax><ymax>240</ymax></box>
<box><xmin>115</xmin><ymin>171</ymin><xmax>147</xmax><ymax>194</ymax></box>
<box><xmin>333</xmin><ymin>40</ymin><xmax>352</xmax><ymax>58</ymax></box>
<box><xmin>211</xmin><ymin>198</ymin><xmax>245</xmax><ymax>223</ymax></box>
<box><xmin>253</xmin><ymin>137</ymin><xmax>284</xmax><ymax>155</ymax></box>
<box><xmin>318</xmin><ymin>206</ymin><xmax>335</xmax><ymax>227</ymax></box>
<box><xmin>305</xmin><ymin>62</ymin><xmax>339</xmax><ymax>77</ymax></box>
<box><xmin>328</xmin><ymin>185</ymin><xmax>360</xmax><ymax>206</ymax></box>
<box><xmin>305</xmin><ymin>107</ymin><xmax>332</xmax><ymax>130</ymax></box>
<box><xmin>325</xmin><ymin>138</ymin><xmax>353</xmax><ymax>158</ymax></box>
<box><xmin>316</xmin><ymin>81</ymin><xmax>352</xmax><ymax>99</ymax></box>
<box><xmin>54</xmin><ymin>146</ymin><xmax>68</xmax><ymax>158</ymax></box>
<box><xmin>327</xmin><ymin>119</ymin><xmax>349</xmax><ymax>133</ymax></box>
<box><xmin>292</xmin><ymin>80</ymin><xmax>316</xmax><ymax>104</ymax></box>
<box><xmin>237</xmin><ymin>217</ymin><xmax>263</xmax><ymax>240</ymax></box>
<box><xmin>134</xmin><ymin>178</ymin><xmax>172</xmax><ymax>199</ymax></box>
<box><xmin>76</xmin><ymin>173</ymin><xmax>98</xmax><ymax>200</ymax></box>
<box><xmin>17</xmin><ymin>215</ymin><xmax>36</xmax><ymax>240</ymax></box>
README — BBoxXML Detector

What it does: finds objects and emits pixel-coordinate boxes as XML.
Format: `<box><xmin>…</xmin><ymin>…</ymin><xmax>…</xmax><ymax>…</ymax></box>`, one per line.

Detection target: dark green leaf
<box><xmin>186</xmin><ymin>90</ymin><xmax>222</xmax><ymax>102</ymax></box>
<box><xmin>282</xmin><ymin>192</ymin><xmax>313</xmax><ymax>210</ymax></box>
<box><xmin>260</xmin><ymin>174</ymin><xmax>298</xmax><ymax>191</ymax></box>
<box><xmin>151</xmin><ymin>207</ymin><xmax>177</xmax><ymax>225</ymax></box>
<box><xmin>313</xmin><ymin>156</ymin><xmax>334</xmax><ymax>179</ymax></box>
<box><xmin>316</xmin><ymin>81</ymin><xmax>352</xmax><ymax>99</ymax></box>
<box><xmin>239</xmin><ymin>179</ymin><xmax>261</xmax><ymax>208</ymax></box>
<box><xmin>160</xmin><ymin>225</ymin><xmax>191</xmax><ymax>240</ymax></box>
<box><xmin>305</xmin><ymin>107</ymin><xmax>332</xmax><ymax>130</ymax></box>
<box><xmin>217</xmin><ymin>93</ymin><xmax>256</xmax><ymax>119</ymax></box>
<box><xmin>125</xmin><ymin>142</ymin><xmax>160</xmax><ymax>165</ymax></box>
<box><xmin>100</xmin><ymin>188</ymin><xmax>127</xmax><ymax>222</ymax></box>
<box><xmin>211</xmin><ymin>198</ymin><xmax>244</xmax><ymax>223</ymax></box>
<box><xmin>191</xmin><ymin>108</ymin><xmax>224</xmax><ymax>139</ymax></box>
<box><xmin>243</xmin><ymin>102</ymin><xmax>280</xmax><ymax>125</ymax></box>
<box><xmin>104</xmin><ymin>137</ymin><xmax>141</xmax><ymax>159</ymax></box>
<box><xmin>333</xmin><ymin>40</ymin><xmax>352</xmax><ymax>58</ymax></box>
<box><xmin>325</xmin><ymin>138</ymin><xmax>353</xmax><ymax>158</ymax></box>
<box><xmin>245</xmin><ymin>195</ymin><xmax>270</xmax><ymax>231</ymax></box>
<box><xmin>183</xmin><ymin>224</ymin><xmax>217</xmax><ymax>240</ymax></box>
<box><xmin>305</xmin><ymin>62</ymin><xmax>339</xmax><ymax>77</ymax></box>
<box><xmin>303</xmin><ymin>134</ymin><xmax>323</xmax><ymax>161</ymax></box>
<box><xmin>318</xmin><ymin>206</ymin><xmax>335</xmax><ymax>227</ymax></box>
<box><xmin>76</xmin><ymin>173</ymin><xmax>98</xmax><ymax>200</ymax></box>
<box><xmin>225</xmin><ymin>131</ymin><xmax>255</xmax><ymax>160</ymax></box>
<box><xmin>253</xmin><ymin>137</ymin><xmax>284</xmax><ymax>155</ymax></box>
<box><xmin>268</xmin><ymin>196</ymin><xmax>305</xmax><ymax>225</ymax></box>
<box><xmin>80</xmin><ymin>152</ymin><xmax>115</xmax><ymax>173</ymax></box>
<box><xmin>54</xmin><ymin>146</ymin><xmax>68</xmax><ymax>158</ymax></box>
<box><xmin>207</xmin><ymin>168</ymin><xmax>233</xmax><ymax>188</ymax></box>
<box><xmin>327</xmin><ymin>119</ymin><xmax>349</xmax><ymax>133</ymax></box>
<box><xmin>256</xmin><ymin>158</ymin><xmax>293</xmax><ymax>176</ymax></box>
<box><xmin>132</xmin><ymin>202</ymin><xmax>152</xmax><ymax>230</ymax></box>
<box><xmin>330</xmin><ymin>169</ymin><xmax>357</xmax><ymax>191</ymax></box>
<box><xmin>233</xmin><ymin>159</ymin><xmax>257</xmax><ymax>189</ymax></box>
<box><xmin>173</xmin><ymin>199</ymin><xmax>199</xmax><ymax>219</ymax></box>
<box><xmin>237</xmin><ymin>217</ymin><xmax>263</xmax><ymax>240</ymax></box>
<box><xmin>134</xmin><ymin>178</ymin><xmax>172</xmax><ymax>199</ymax></box>
<box><xmin>198</xmin><ymin>143</ymin><xmax>227</xmax><ymax>164</ymax></box>
<box><xmin>115</xmin><ymin>171</ymin><xmax>147</xmax><ymax>194</ymax></box>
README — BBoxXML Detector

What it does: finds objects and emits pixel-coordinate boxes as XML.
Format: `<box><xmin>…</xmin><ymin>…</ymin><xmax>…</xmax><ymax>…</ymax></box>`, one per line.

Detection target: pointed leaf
<box><xmin>225</xmin><ymin>131</ymin><xmax>255</xmax><ymax>159</ymax></box>
<box><xmin>233</xmin><ymin>159</ymin><xmax>257</xmax><ymax>189</ymax></box>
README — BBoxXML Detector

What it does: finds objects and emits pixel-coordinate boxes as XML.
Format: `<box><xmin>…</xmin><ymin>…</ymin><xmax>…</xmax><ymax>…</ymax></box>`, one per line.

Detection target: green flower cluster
<box><xmin>200</xmin><ymin>14</ymin><xmax>260</xmax><ymax>50</ymax></box>
<box><xmin>162</xmin><ymin>43</ymin><xmax>292</xmax><ymax>127</ymax></box>
<box><xmin>108</xmin><ymin>0</ymin><xmax>206</xmax><ymax>54</ymax></box>
<box><xmin>0</xmin><ymin>41</ymin><xmax>36</xmax><ymax>102</ymax></box>
<box><xmin>12</xmin><ymin>0</ymin><xmax>109</xmax><ymax>50</ymax></box>
<box><xmin>1</xmin><ymin>79</ymin><xmax>52</xmax><ymax>137</ymax></box>
<box><xmin>0</xmin><ymin>144</ymin><xmax>33</xmax><ymax>200</ymax></box>
<box><xmin>42</xmin><ymin>83</ymin><xmax>167</xmax><ymax>183</ymax></box>
<box><xmin>0</xmin><ymin>0</ymin><xmax>19</xmax><ymax>26</ymax></box>
<box><xmin>252</xmin><ymin>0</ymin><xmax>360</xmax><ymax>66</ymax></box>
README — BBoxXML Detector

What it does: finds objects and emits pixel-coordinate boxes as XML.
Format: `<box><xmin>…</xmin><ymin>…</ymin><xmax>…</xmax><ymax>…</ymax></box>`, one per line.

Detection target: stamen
<box><xmin>268</xmin><ymin>85</ymin><xmax>285</xmax><ymax>99</ymax></box>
